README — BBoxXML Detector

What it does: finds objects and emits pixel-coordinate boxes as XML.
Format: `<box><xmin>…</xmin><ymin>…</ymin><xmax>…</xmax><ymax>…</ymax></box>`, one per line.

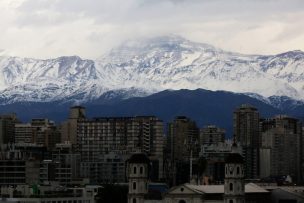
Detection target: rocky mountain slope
<box><xmin>0</xmin><ymin>36</ymin><xmax>304</xmax><ymax>105</ymax></box>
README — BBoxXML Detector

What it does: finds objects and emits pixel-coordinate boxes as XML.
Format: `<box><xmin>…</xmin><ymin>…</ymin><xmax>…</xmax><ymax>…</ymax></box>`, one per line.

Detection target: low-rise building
<box><xmin>0</xmin><ymin>183</ymin><xmax>101</xmax><ymax>203</ymax></box>
<box><xmin>163</xmin><ymin>183</ymin><xmax>270</xmax><ymax>203</ymax></box>
<box><xmin>15</xmin><ymin>119</ymin><xmax>60</xmax><ymax>150</ymax></box>
<box><xmin>0</xmin><ymin>147</ymin><xmax>40</xmax><ymax>186</ymax></box>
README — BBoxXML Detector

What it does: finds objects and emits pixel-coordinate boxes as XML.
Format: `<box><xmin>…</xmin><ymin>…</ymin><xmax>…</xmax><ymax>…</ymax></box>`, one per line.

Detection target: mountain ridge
<box><xmin>0</xmin><ymin>88</ymin><xmax>295</xmax><ymax>138</ymax></box>
<box><xmin>0</xmin><ymin>35</ymin><xmax>304</xmax><ymax>105</ymax></box>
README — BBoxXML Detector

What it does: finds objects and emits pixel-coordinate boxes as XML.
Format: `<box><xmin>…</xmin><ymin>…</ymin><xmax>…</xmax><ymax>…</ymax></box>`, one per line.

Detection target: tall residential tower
<box><xmin>233</xmin><ymin>104</ymin><xmax>260</xmax><ymax>179</ymax></box>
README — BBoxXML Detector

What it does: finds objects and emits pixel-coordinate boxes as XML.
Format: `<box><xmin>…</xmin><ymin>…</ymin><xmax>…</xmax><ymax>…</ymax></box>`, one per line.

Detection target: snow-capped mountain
<box><xmin>0</xmin><ymin>56</ymin><xmax>105</xmax><ymax>103</ymax></box>
<box><xmin>0</xmin><ymin>35</ymin><xmax>304</xmax><ymax>104</ymax></box>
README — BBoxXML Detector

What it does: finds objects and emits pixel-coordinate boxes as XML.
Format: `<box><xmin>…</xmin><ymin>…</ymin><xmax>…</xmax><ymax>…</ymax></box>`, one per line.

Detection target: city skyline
<box><xmin>1</xmin><ymin>0</ymin><xmax>304</xmax><ymax>202</ymax></box>
<box><xmin>0</xmin><ymin>104</ymin><xmax>303</xmax><ymax>202</ymax></box>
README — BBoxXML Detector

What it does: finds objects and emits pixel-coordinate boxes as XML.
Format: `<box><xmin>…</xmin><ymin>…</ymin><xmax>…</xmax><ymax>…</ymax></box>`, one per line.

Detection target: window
<box><xmin>229</xmin><ymin>200</ymin><xmax>233</xmax><ymax>203</ymax></box>
<box><xmin>237</xmin><ymin>167</ymin><xmax>240</xmax><ymax>175</ymax></box>
<box><xmin>133</xmin><ymin>199</ymin><xmax>136</xmax><ymax>203</ymax></box>
<box><xmin>133</xmin><ymin>166</ymin><xmax>137</xmax><ymax>174</ymax></box>
<box><xmin>230</xmin><ymin>183</ymin><xmax>233</xmax><ymax>191</ymax></box>
<box><xmin>133</xmin><ymin>182</ymin><xmax>136</xmax><ymax>190</ymax></box>
<box><xmin>179</xmin><ymin>200</ymin><xmax>186</xmax><ymax>203</ymax></box>
<box><xmin>140</xmin><ymin>166</ymin><xmax>143</xmax><ymax>174</ymax></box>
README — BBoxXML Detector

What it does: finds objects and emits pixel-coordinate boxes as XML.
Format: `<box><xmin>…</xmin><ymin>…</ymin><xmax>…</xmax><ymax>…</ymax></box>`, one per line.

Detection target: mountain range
<box><xmin>0</xmin><ymin>35</ymin><xmax>304</xmax><ymax>136</ymax></box>
<box><xmin>0</xmin><ymin>35</ymin><xmax>304</xmax><ymax>105</ymax></box>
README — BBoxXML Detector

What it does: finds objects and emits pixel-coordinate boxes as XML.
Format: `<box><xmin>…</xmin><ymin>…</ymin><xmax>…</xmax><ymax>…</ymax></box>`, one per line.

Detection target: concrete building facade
<box><xmin>61</xmin><ymin>106</ymin><xmax>86</xmax><ymax>145</ymax></box>
<box><xmin>166</xmin><ymin>116</ymin><xmax>200</xmax><ymax>186</ymax></box>
<box><xmin>77</xmin><ymin>116</ymin><xmax>165</xmax><ymax>183</ymax></box>
<box><xmin>15</xmin><ymin>119</ymin><xmax>60</xmax><ymax>150</ymax></box>
<box><xmin>233</xmin><ymin>104</ymin><xmax>260</xmax><ymax>179</ymax></box>
<box><xmin>200</xmin><ymin>142</ymin><xmax>242</xmax><ymax>184</ymax></box>
<box><xmin>0</xmin><ymin>114</ymin><xmax>19</xmax><ymax>145</ymax></box>
<box><xmin>260</xmin><ymin>115</ymin><xmax>302</xmax><ymax>182</ymax></box>
<box><xmin>200</xmin><ymin>125</ymin><xmax>225</xmax><ymax>145</ymax></box>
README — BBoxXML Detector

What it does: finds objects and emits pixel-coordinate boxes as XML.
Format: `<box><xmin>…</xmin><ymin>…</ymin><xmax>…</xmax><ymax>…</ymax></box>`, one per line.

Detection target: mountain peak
<box><xmin>110</xmin><ymin>35</ymin><xmax>216</xmax><ymax>52</ymax></box>
<box><xmin>275</xmin><ymin>50</ymin><xmax>304</xmax><ymax>58</ymax></box>
<box><xmin>57</xmin><ymin>55</ymin><xmax>83</xmax><ymax>61</ymax></box>
<box><xmin>99</xmin><ymin>35</ymin><xmax>219</xmax><ymax>65</ymax></box>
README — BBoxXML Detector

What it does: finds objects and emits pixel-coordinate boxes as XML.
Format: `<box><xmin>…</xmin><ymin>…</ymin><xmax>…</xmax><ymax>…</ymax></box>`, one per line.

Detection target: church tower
<box><xmin>224</xmin><ymin>144</ymin><xmax>245</xmax><ymax>203</ymax></box>
<box><xmin>128</xmin><ymin>153</ymin><xmax>150</xmax><ymax>203</ymax></box>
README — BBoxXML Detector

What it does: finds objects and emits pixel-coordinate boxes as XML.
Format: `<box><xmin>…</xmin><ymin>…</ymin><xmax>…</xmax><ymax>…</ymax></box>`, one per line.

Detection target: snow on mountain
<box><xmin>259</xmin><ymin>50</ymin><xmax>304</xmax><ymax>94</ymax></box>
<box><xmin>0</xmin><ymin>35</ymin><xmax>304</xmax><ymax>104</ymax></box>
<box><xmin>0</xmin><ymin>56</ymin><xmax>107</xmax><ymax>103</ymax></box>
<box><xmin>96</xmin><ymin>35</ymin><xmax>302</xmax><ymax>100</ymax></box>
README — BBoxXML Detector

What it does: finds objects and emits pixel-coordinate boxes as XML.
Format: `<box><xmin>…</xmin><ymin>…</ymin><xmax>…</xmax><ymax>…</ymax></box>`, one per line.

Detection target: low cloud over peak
<box><xmin>0</xmin><ymin>0</ymin><xmax>303</xmax><ymax>59</ymax></box>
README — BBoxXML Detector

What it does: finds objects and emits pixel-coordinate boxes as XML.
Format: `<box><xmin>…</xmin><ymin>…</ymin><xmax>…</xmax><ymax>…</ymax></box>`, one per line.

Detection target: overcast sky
<box><xmin>1</xmin><ymin>0</ymin><xmax>304</xmax><ymax>59</ymax></box>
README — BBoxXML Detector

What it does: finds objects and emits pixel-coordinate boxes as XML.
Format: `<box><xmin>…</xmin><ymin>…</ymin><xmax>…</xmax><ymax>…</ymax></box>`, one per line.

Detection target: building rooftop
<box><xmin>185</xmin><ymin>183</ymin><xmax>269</xmax><ymax>194</ymax></box>
<box><xmin>261</xmin><ymin>185</ymin><xmax>304</xmax><ymax>198</ymax></box>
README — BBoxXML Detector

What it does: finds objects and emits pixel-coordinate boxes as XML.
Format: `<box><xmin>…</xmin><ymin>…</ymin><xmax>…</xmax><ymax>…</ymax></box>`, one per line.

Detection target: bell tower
<box><xmin>127</xmin><ymin>153</ymin><xmax>150</xmax><ymax>203</ymax></box>
<box><xmin>224</xmin><ymin>144</ymin><xmax>245</xmax><ymax>203</ymax></box>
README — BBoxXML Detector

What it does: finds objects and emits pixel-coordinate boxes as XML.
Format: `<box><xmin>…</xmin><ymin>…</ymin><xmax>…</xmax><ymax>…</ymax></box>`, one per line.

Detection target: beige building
<box><xmin>233</xmin><ymin>104</ymin><xmax>260</xmax><ymax>179</ymax></box>
<box><xmin>260</xmin><ymin>115</ymin><xmax>302</xmax><ymax>182</ymax></box>
<box><xmin>61</xmin><ymin>106</ymin><xmax>86</xmax><ymax>145</ymax></box>
<box><xmin>14</xmin><ymin>119</ymin><xmax>60</xmax><ymax>150</ymax></box>
<box><xmin>200</xmin><ymin>125</ymin><xmax>225</xmax><ymax>145</ymax></box>
<box><xmin>168</xmin><ymin>116</ymin><xmax>199</xmax><ymax>161</ymax></box>
<box><xmin>77</xmin><ymin>116</ymin><xmax>165</xmax><ymax>182</ymax></box>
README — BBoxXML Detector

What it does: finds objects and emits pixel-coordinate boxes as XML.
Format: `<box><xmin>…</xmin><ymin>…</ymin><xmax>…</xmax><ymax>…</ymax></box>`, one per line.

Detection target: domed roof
<box><xmin>128</xmin><ymin>153</ymin><xmax>150</xmax><ymax>164</ymax></box>
<box><xmin>225</xmin><ymin>153</ymin><xmax>243</xmax><ymax>164</ymax></box>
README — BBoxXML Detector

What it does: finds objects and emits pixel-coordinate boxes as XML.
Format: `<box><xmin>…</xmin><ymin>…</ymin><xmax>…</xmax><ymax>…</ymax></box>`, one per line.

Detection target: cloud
<box><xmin>0</xmin><ymin>0</ymin><xmax>303</xmax><ymax>58</ymax></box>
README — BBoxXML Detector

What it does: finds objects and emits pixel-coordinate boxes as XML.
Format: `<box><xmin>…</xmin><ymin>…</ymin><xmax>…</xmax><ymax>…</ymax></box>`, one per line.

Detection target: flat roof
<box><xmin>185</xmin><ymin>183</ymin><xmax>269</xmax><ymax>194</ymax></box>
